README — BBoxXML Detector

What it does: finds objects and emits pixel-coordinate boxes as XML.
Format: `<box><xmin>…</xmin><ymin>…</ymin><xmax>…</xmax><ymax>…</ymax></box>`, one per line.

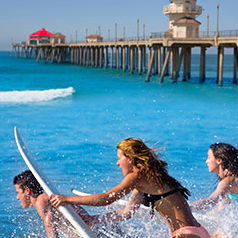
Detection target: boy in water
<box><xmin>14</xmin><ymin>170</ymin><xmax>125</xmax><ymax>238</ymax></box>
<box><xmin>13</xmin><ymin>170</ymin><xmax>89</xmax><ymax>237</ymax></box>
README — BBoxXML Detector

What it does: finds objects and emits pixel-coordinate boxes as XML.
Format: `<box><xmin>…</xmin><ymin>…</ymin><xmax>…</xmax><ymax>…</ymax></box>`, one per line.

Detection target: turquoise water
<box><xmin>1</xmin><ymin>51</ymin><xmax>238</xmax><ymax>237</ymax></box>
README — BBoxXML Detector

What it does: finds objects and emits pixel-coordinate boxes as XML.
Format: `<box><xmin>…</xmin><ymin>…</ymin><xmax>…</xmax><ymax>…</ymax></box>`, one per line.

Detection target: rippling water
<box><xmin>1</xmin><ymin>51</ymin><xmax>238</xmax><ymax>237</ymax></box>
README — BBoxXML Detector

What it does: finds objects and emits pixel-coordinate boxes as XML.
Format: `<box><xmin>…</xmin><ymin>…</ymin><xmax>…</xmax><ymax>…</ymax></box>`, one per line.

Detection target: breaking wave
<box><xmin>0</xmin><ymin>87</ymin><xmax>74</xmax><ymax>103</ymax></box>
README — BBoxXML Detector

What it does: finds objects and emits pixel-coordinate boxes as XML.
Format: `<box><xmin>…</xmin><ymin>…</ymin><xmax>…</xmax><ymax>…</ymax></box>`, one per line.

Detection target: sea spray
<box><xmin>194</xmin><ymin>202</ymin><xmax>238</xmax><ymax>237</ymax></box>
<box><xmin>0</xmin><ymin>87</ymin><xmax>74</xmax><ymax>103</ymax></box>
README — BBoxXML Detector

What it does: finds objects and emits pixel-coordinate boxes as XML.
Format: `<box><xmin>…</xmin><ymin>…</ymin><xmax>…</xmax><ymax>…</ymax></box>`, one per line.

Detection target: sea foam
<box><xmin>0</xmin><ymin>87</ymin><xmax>74</xmax><ymax>103</ymax></box>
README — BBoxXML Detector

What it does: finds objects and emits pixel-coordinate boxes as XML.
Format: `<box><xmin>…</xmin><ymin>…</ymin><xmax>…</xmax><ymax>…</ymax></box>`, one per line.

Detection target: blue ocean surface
<box><xmin>1</xmin><ymin>51</ymin><xmax>238</xmax><ymax>237</ymax></box>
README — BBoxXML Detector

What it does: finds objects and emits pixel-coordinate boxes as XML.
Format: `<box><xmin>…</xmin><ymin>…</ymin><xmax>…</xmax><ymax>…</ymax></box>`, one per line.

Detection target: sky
<box><xmin>0</xmin><ymin>0</ymin><xmax>237</xmax><ymax>51</ymax></box>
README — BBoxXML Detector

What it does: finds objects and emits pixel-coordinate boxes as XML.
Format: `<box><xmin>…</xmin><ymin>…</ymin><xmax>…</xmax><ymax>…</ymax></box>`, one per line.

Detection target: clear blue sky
<box><xmin>1</xmin><ymin>0</ymin><xmax>238</xmax><ymax>50</ymax></box>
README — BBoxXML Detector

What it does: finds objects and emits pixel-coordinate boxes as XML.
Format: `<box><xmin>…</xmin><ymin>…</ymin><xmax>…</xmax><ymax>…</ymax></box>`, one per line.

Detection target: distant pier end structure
<box><xmin>11</xmin><ymin>1</ymin><xmax>238</xmax><ymax>86</ymax></box>
<box><xmin>164</xmin><ymin>0</ymin><xmax>202</xmax><ymax>38</ymax></box>
<box><xmin>28</xmin><ymin>28</ymin><xmax>53</xmax><ymax>45</ymax></box>
<box><xmin>158</xmin><ymin>0</ymin><xmax>204</xmax><ymax>83</ymax></box>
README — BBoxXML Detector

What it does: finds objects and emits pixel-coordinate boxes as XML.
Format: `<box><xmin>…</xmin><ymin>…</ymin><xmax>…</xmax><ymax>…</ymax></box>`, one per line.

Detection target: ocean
<box><xmin>1</xmin><ymin>50</ymin><xmax>238</xmax><ymax>237</ymax></box>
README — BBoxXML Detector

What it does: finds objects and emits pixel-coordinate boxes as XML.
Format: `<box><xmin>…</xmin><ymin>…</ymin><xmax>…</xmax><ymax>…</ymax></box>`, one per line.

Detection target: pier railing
<box><xmin>11</xmin><ymin>29</ymin><xmax>238</xmax><ymax>46</ymax></box>
<box><xmin>150</xmin><ymin>30</ymin><xmax>238</xmax><ymax>39</ymax></box>
<box><xmin>62</xmin><ymin>29</ymin><xmax>238</xmax><ymax>44</ymax></box>
<box><xmin>218</xmin><ymin>29</ymin><xmax>238</xmax><ymax>37</ymax></box>
<box><xmin>197</xmin><ymin>31</ymin><xmax>217</xmax><ymax>38</ymax></box>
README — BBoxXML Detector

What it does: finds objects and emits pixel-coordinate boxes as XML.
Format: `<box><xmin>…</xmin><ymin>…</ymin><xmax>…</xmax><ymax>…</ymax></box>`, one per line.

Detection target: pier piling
<box><xmin>11</xmin><ymin>33</ymin><xmax>238</xmax><ymax>86</ymax></box>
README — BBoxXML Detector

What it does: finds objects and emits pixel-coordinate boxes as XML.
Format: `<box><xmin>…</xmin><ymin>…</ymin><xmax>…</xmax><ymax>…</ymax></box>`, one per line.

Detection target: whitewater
<box><xmin>0</xmin><ymin>87</ymin><xmax>74</xmax><ymax>103</ymax></box>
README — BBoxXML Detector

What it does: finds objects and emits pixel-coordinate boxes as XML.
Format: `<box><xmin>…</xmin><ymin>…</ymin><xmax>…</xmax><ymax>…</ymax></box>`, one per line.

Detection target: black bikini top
<box><xmin>142</xmin><ymin>189</ymin><xmax>180</xmax><ymax>208</ymax></box>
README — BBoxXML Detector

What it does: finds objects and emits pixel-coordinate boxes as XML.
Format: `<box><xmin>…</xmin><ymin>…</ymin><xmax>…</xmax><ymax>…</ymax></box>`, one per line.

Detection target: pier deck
<box><xmin>11</xmin><ymin>35</ymin><xmax>238</xmax><ymax>86</ymax></box>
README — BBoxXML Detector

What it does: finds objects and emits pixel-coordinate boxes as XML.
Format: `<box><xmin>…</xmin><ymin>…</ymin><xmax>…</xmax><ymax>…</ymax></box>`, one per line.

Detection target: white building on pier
<box><xmin>164</xmin><ymin>0</ymin><xmax>203</xmax><ymax>38</ymax></box>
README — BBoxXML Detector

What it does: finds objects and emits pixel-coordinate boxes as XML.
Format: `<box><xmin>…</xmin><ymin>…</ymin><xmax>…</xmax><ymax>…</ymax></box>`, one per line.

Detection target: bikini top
<box><xmin>228</xmin><ymin>193</ymin><xmax>238</xmax><ymax>202</ymax></box>
<box><xmin>142</xmin><ymin>189</ymin><xmax>180</xmax><ymax>208</ymax></box>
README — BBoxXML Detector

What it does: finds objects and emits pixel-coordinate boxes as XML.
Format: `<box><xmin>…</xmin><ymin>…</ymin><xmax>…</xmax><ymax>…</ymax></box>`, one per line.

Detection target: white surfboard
<box><xmin>14</xmin><ymin>127</ymin><xmax>96</xmax><ymax>238</ymax></box>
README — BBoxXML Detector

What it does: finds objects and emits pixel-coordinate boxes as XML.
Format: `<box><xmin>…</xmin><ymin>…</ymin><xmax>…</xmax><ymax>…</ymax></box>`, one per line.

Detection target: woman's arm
<box><xmin>87</xmin><ymin>189</ymin><xmax>142</xmax><ymax>225</ymax></box>
<box><xmin>189</xmin><ymin>196</ymin><xmax>219</xmax><ymax>211</ymax></box>
<box><xmin>189</xmin><ymin>178</ymin><xmax>230</xmax><ymax>211</ymax></box>
<box><xmin>50</xmin><ymin>172</ymin><xmax>139</xmax><ymax>208</ymax></box>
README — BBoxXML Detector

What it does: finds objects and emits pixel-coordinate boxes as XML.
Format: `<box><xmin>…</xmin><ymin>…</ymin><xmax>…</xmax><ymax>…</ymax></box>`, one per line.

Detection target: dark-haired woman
<box><xmin>190</xmin><ymin>143</ymin><xmax>238</xmax><ymax>211</ymax></box>
<box><xmin>190</xmin><ymin>143</ymin><xmax>238</xmax><ymax>238</ymax></box>
<box><xmin>51</xmin><ymin>138</ymin><xmax>210</xmax><ymax>238</ymax></box>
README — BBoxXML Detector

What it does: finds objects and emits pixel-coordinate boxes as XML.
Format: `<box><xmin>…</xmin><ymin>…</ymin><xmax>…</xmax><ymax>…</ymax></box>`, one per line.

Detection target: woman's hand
<box><xmin>50</xmin><ymin>194</ymin><xmax>68</xmax><ymax>208</ymax></box>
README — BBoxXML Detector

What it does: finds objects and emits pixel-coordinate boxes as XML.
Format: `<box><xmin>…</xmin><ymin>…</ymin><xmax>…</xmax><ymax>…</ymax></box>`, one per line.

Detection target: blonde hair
<box><xmin>117</xmin><ymin>138</ymin><xmax>190</xmax><ymax>198</ymax></box>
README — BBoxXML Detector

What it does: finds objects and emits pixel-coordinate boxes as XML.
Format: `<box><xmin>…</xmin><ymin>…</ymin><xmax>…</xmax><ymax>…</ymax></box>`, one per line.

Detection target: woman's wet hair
<box><xmin>117</xmin><ymin>138</ymin><xmax>190</xmax><ymax>199</ymax></box>
<box><xmin>13</xmin><ymin>170</ymin><xmax>44</xmax><ymax>196</ymax></box>
<box><xmin>210</xmin><ymin>143</ymin><xmax>238</xmax><ymax>176</ymax></box>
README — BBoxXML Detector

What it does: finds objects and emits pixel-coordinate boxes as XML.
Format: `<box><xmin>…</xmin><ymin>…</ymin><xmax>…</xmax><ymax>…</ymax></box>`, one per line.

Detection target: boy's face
<box><xmin>15</xmin><ymin>184</ymin><xmax>31</xmax><ymax>209</ymax></box>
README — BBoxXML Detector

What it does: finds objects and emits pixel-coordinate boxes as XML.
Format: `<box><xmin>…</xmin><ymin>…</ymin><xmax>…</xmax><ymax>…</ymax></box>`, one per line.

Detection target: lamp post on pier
<box><xmin>207</xmin><ymin>14</ymin><xmax>209</xmax><ymax>37</ymax></box>
<box><xmin>216</xmin><ymin>4</ymin><xmax>219</xmax><ymax>37</ymax></box>
<box><xmin>98</xmin><ymin>26</ymin><xmax>101</xmax><ymax>36</ymax></box>
<box><xmin>137</xmin><ymin>18</ymin><xmax>140</xmax><ymax>41</ymax></box>
<box><xmin>115</xmin><ymin>23</ymin><xmax>117</xmax><ymax>42</ymax></box>
<box><xmin>143</xmin><ymin>24</ymin><xmax>145</xmax><ymax>40</ymax></box>
<box><xmin>85</xmin><ymin>28</ymin><xmax>88</xmax><ymax>42</ymax></box>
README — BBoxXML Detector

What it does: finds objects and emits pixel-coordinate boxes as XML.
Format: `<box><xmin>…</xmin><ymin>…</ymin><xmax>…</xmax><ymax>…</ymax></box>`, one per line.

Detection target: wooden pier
<box><xmin>11</xmin><ymin>34</ymin><xmax>238</xmax><ymax>86</ymax></box>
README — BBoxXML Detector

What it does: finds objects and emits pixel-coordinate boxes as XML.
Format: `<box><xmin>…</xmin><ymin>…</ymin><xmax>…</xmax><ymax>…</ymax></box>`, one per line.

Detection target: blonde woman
<box><xmin>51</xmin><ymin>138</ymin><xmax>210</xmax><ymax>238</ymax></box>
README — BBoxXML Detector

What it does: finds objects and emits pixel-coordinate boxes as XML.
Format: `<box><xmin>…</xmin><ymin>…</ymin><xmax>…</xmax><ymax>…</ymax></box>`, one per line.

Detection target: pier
<box><xmin>11</xmin><ymin>33</ymin><xmax>238</xmax><ymax>86</ymax></box>
<box><xmin>9</xmin><ymin>1</ymin><xmax>238</xmax><ymax>86</ymax></box>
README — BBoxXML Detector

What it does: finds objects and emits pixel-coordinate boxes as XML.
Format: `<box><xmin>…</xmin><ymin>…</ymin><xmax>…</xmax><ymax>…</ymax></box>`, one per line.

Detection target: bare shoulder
<box><xmin>115</xmin><ymin>172</ymin><xmax>141</xmax><ymax>194</ymax></box>
<box><xmin>228</xmin><ymin>177</ymin><xmax>238</xmax><ymax>193</ymax></box>
<box><xmin>217</xmin><ymin>176</ymin><xmax>238</xmax><ymax>193</ymax></box>
<box><xmin>122</xmin><ymin>171</ymin><xmax>140</xmax><ymax>184</ymax></box>
<box><xmin>35</xmin><ymin>193</ymin><xmax>51</xmax><ymax>212</ymax></box>
<box><xmin>218</xmin><ymin>176</ymin><xmax>232</xmax><ymax>186</ymax></box>
<box><xmin>36</xmin><ymin>193</ymin><xmax>50</xmax><ymax>204</ymax></box>
<box><xmin>231</xmin><ymin>176</ymin><xmax>238</xmax><ymax>184</ymax></box>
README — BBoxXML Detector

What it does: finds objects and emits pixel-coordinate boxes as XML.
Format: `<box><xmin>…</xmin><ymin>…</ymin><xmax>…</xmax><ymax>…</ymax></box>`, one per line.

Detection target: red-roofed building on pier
<box><xmin>28</xmin><ymin>27</ymin><xmax>53</xmax><ymax>45</ymax></box>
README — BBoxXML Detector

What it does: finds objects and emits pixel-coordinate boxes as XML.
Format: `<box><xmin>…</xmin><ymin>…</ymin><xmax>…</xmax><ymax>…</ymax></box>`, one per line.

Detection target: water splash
<box><xmin>0</xmin><ymin>87</ymin><xmax>74</xmax><ymax>103</ymax></box>
<box><xmin>194</xmin><ymin>202</ymin><xmax>238</xmax><ymax>237</ymax></box>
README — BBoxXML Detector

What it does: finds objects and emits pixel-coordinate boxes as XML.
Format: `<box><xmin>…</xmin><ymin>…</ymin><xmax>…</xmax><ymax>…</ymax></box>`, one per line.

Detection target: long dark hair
<box><xmin>210</xmin><ymin>143</ymin><xmax>238</xmax><ymax>176</ymax></box>
<box><xmin>117</xmin><ymin>138</ymin><xmax>190</xmax><ymax>199</ymax></box>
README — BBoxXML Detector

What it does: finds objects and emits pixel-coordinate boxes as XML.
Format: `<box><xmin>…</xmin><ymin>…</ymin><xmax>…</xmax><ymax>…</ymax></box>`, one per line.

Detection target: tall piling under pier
<box><xmin>11</xmin><ymin>35</ymin><xmax>238</xmax><ymax>86</ymax></box>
